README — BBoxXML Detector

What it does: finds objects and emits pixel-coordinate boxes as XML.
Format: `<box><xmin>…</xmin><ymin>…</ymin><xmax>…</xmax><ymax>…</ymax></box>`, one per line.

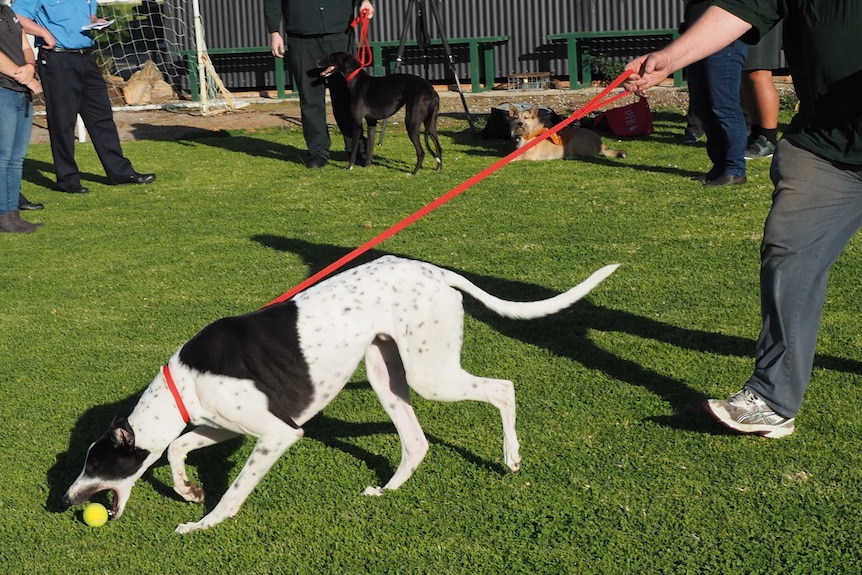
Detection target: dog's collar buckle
<box><xmin>162</xmin><ymin>364</ymin><xmax>191</xmax><ymax>424</ymax></box>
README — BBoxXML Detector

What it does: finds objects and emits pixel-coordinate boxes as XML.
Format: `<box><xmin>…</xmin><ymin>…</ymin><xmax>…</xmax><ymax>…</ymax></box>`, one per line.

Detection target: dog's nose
<box><xmin>61</xmin><ymin>494</ymin><xmax>71</xmax><ymax>508</ymax></box>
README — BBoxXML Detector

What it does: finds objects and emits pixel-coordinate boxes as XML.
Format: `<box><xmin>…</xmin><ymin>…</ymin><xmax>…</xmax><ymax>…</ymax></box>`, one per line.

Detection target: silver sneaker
<box><xmin>704</xmin><ymin>389</ymin><xmax>795</xmax><ymax>438</ymax></box>
<box><xmin>744</xmin><ymin>135</ymin><xmax>775</xmax><ymax>160</ymax></box>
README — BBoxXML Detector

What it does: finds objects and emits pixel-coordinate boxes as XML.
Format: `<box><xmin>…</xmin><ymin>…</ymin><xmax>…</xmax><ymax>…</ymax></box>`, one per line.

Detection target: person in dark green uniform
<box><xmin>625</xmin><ymin>1</ymin><xmax>862</xmax><ymax>438</ymax></box>
<box><xmin>265</xmin><ymin>0</ymin><xmax>374</xmax><ymax>169</ymax></box>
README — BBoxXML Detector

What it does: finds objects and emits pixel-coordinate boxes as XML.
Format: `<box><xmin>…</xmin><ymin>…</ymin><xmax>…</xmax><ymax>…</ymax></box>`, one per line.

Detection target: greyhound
<box><xmin>318</xmin><ymin>51</ymin><xmax>442</xmax><ymax>174</ymax></box>
<box><xmin>62</xmin><ymin>255</ymin><xmax>618</xmax><ymax>533</ymax></box>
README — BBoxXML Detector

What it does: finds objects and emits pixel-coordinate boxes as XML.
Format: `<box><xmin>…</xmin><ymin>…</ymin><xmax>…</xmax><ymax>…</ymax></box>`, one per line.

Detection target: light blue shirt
<box><xmin>14</xmin><ymin>0</ymin><xmax>98</xmax><ymax>50</ymax></box>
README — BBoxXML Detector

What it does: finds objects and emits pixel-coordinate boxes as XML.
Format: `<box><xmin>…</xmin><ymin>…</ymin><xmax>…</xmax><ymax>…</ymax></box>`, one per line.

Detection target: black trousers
<box><xmin>37</xmin><ymin>49</ymin><xmax>134</xmax><ymax>190</ymax></box>
<box><xmin>285</xmin><ymin>32</ymin><xmax>363</xmax><ymax>161</ymax></box>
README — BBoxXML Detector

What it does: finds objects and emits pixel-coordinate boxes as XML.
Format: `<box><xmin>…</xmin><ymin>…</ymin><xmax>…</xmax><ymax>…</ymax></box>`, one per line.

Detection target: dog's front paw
<box><xmin>361</xmin><ymin>486</ymin><xmax>384</xmax><ymax>496</ymax></box>
<box><xmin>174</xmin><ymin>480</ymin><xmax>205</xmax><ymax>503</ymax></box>
<box><xmin>504</xmin><ymin>442</ymin><xmax>522</xmax><ymax>473</ymax></box>
<box><xmin>175</xmin><ymin>519</ymin><xmax>211</xmax><ymax>534</ymax></box>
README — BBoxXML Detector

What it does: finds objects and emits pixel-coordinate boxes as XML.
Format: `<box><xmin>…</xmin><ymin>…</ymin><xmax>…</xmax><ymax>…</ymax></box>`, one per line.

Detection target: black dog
<box><xmin>318</xmin><ymin>51</ymin><xmax>442</xmax><ymax>174</ymax></box>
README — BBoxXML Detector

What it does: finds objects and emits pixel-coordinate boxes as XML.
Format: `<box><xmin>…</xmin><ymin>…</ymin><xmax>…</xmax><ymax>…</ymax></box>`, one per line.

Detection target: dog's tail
<box><xmin>442</xmin><ymin>264</ymin><xmax>620</xmax><ymax>320</ymax></box>
<box><xmin>600</xmin><ymin>144</ymin><xmax>627</xmax><ymax>159</ymax></box>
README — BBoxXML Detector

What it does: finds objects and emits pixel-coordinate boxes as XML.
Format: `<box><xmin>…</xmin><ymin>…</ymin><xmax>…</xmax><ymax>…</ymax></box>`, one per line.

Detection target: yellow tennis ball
<box><xmin>82</xmin><ymin>503</ymin><xmax>109</xmax><ymax>527</ymax></box>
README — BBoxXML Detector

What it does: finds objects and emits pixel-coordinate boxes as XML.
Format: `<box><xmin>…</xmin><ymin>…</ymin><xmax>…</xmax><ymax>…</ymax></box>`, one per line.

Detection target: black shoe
<box><xmin>19</xmin><ymin>200</ymin><xmax>45</xmax><ymax>210</ymax></box>
<box><xmin>307</xmin><ymin>156</ymin><xmax>328</xmax><ymax>169</ymax></box>
<box><xmin>122</xmin><ymin>172</ymin><xmax>156</xmax><ymax>185</ymax></box>
<box><xmin>705</xmin><ymin>174</ymin><xmax>747</xmax><ymax>187</ymax></box>
<box><xmin>58</xmin><ymin>185</ymin><xmax>89</xmax><ymax>194</ymax></box>
<box><xmin>691</xmin><ymin>167</ymin><xmax>723</xmax><ymax>183</ymax></box>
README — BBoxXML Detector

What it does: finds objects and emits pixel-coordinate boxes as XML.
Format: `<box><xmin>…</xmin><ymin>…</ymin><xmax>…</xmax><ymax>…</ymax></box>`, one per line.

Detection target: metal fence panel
<box><xmin>197</xmin><ymin>0</ymin><xmax>689</xmax><ymax>91</ymax></box>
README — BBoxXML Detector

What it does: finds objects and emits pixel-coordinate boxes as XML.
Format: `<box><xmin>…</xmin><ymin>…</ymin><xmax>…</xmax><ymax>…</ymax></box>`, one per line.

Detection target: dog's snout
<box><xmin>61</xmin><ymin>493</ymin><xmax>71</xmax><ymax>508</ymax></box>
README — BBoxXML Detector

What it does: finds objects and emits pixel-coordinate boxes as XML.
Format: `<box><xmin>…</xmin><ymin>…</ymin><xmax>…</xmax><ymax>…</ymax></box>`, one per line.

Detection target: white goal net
<box><xmin>93</xmin><ymin>0</ymin><xmax>238</xmax><ymax>115</ymax></box>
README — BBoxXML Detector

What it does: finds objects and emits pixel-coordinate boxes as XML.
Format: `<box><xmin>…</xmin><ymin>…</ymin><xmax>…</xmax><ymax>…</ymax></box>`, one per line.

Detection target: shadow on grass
<box><xmin>21</xmin><ymin>158</ymin><xmax>116</xmax><ymax>190</ymax></box>
<box><xmin>179</xmin><ymin>133</ymin><xmax>309</xmax><ymax>165</ymax></box>
<box><xmin>182</xmin><ymin>128</ymin><xmax>426</xmax><ymax>173</ymax></box>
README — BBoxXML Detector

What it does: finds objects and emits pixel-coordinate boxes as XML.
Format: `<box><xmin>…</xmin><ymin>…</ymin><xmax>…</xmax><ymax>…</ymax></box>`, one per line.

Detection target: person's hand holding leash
<box><xmin>623</xmin><ymin>52</ymin><xmax>674</xmax><ymax>96</ymax></box>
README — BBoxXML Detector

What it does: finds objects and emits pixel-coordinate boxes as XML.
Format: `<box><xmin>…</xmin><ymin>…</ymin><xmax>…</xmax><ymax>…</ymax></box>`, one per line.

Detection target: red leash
<box><xmin>348</xmin><ymin>9</ymin><xmax>372</xmax><ymax>82</ymax></box>
<box><xmin>263</xmin><ymin>70</ymin><xmax>636</xmax><ymax>308</ymax></box>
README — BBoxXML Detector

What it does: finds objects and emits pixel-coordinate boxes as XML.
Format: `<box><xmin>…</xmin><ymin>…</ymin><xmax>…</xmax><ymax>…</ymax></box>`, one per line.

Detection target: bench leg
<box><xmin>575</xmin><ymin>40</ymin><xmax>589</xmax><ymax>89</ymax></box>
<box><xmin>187</xmin><ymin>55</ymin><xmax>200</xmax><ymax>101</ymax></box>
<box><xmin>468</xmin><ymin>42</ymin><xmax>480</xmax><ymax>93</ymax></box>
<box><xmin>481</xmin><ymin>47</ymin><xmax>495</xmax><ymax>92</ymax></box>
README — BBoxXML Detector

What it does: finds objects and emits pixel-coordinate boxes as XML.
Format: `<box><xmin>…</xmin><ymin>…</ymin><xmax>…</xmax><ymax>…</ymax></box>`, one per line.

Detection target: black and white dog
<box><xmin>318</xmin><ymin>51</ymin><xmax>442</xmax><ymax>174</ymax></box>
<box><xmin>63</xmin><ymin>256</ymin><xmax>618</xmax><ymax>533</ymax></box>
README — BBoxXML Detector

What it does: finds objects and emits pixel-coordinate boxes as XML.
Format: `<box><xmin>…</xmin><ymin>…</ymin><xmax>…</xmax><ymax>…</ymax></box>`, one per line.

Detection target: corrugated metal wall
<box><xmin>195</xmin><ymin>0</ymin><xmax>688</xmax><ymax>91</ymax></box>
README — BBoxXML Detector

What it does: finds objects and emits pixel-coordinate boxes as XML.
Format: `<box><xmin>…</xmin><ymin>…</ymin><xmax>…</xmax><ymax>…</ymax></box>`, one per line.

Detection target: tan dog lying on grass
<box><xmin>508</xmin><ymin>104</ymin><xmax>626</xmax><ymax>161</ymax></box>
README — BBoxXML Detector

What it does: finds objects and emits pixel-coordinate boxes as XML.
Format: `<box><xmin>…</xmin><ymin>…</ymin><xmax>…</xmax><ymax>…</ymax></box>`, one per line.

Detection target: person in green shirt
<box><xmin>265</xmin><ymin>0</ymin><xmax>374</xmax><ymax>169</ymax></box>
<box><xmin>625</xmin><ymin>1</ymin><xmax>862</xmax><ymax>438</ymax></box>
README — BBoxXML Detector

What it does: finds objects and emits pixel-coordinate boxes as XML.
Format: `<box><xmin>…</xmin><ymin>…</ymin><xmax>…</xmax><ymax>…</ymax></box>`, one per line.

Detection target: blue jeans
<box><xmin>0</xmin><ymin>88</ymin><xmax>33</xmax><ymax>214</ymax></box>
<box><xmin>746</xmin><ymin>140</ymin><xmax>862</xmax><ymax>417</ymax></box>
<box><xmin>685</xmin><ymin>40</ymin><xmax>749</xmax><ymax>178</ymax></box>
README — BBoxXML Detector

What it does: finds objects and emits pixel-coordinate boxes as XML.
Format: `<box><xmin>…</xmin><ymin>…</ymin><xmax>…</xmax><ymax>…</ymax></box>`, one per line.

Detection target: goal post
<box><xmin>92</xmin><ymin>0</ymin><xmax>238</xmax><ymax>115</ymax></box>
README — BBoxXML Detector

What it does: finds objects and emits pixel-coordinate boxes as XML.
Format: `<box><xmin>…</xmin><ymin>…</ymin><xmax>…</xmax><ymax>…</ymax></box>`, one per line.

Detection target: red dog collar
<box><xmin>162</xmin><ymin>364</ymin><xmax>190</xmax><ymax>424</ymax></box>
<box><xmin>346</xmin><ymin>66</ymin><xmax>363</xmax><ymax>82</ymax></box>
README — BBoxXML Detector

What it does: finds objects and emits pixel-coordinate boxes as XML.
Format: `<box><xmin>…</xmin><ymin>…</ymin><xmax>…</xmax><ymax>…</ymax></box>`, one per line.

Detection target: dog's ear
<box><xmin>529</xmin><ymin>104</ymin><xmax>539</xmax><ymax>117</ymax></box>
<box><xmin>109</xmin><ymin>416</ymin><xmax>136</xmax><ymax>449</ymax></box>
<box><xmin>509</xmin><ymin>104</ymin><xmax>518</xmax><ymax>118</ymax></box>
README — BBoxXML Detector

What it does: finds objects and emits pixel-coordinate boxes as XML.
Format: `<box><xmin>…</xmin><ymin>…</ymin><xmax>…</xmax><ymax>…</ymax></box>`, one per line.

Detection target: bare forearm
<box><xmin>0</xmin><ymin>52</ymin><xmax>20</xmax><ymax>77</ymax></box>
<box><xmin>625</xmin><ymin>6</ymin><xmax>752</xmax><ymax>93</ymax></box>
<box><xmin>16</xmin><ymin>13</ymin><xmax>55</xmax><ymax>47</ymax></box>
<box><xmin>664</xmin><ymin>7</ymin><xmax>752</xmax><ymax>71</ymax></box>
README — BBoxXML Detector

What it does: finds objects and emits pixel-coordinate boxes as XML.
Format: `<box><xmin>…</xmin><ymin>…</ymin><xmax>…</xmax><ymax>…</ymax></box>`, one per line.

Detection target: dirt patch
<box><xmin>29</xmin><ymin>83</ymin><xmax>793</xmax><ymax>144</ymax></box>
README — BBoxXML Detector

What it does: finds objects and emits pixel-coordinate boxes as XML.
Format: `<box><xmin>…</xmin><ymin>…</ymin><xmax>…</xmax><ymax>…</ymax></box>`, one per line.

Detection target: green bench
<box><xmin>182</xmin><ymin>46</ymin><xmax>293</xmax><ymax>101</ymax></box>
<box><xmin>369</xmin><ymin>35</ymin><xmax>509</xmax><ymax>93</ymax></box>
<box><xmin>182</xmin><ymin>35</ymin><xmax>508</xmax><ymax>100</ymax></box>
<box><xmin>547</xmin><ymin>29</ymin><xmax>683</xmax><ymax>89</ymax></box>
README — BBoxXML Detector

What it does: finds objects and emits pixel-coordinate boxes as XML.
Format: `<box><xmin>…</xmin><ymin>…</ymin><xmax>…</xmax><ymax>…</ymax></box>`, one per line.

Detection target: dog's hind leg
<box><xmin>175</xmin><ymin>423</ymin><xmax>304</xmax><ymax>534</ymax></box>
<box><xmin>446</xmin><ymin>374</ymin><xmax>521</xmax><ymax>472</ymax></box>
<box><xmin>364</xmin><ymin>119</ymin><xmax>378</xmax><ymax>168</ymax></box>
<box><xmin>347</xmin><ymin>112</ymin><xmax>365</xmax><ymax>170</ymax></box>
<box><xmin>405</xmin><ymin>103</ymin><xmax>427</xmax><ymax>174</ymax></box>
<box><xmin>362</xmin><ymin>337</ymin><xmax>429</xmax><ymax>495</ymax></box>
<box><xmin>412</xmin><ymin>369</ymin><xmax>521</xmax><ymax>473</ymax></box>
<box><xmin>424</xmin><ymin>104</ymin><xmax>442</xmax><ymax>170</ymax></box>
<box><xmin>168</xmin><ymin>426</ymin><xmax>240</xmax><ymax>503</ymax></box>
<box><xmin>400</xmin><ymin>291</ymin><xmax>521</xmax><ymax>472</ymax></box>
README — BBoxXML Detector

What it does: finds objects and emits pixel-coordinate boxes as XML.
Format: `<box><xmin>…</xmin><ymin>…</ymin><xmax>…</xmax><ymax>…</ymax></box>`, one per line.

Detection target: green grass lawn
<box><xmin>1</xmin><ymin>104</ymin><xmax>860</xmax><ymax>574</ymax></box>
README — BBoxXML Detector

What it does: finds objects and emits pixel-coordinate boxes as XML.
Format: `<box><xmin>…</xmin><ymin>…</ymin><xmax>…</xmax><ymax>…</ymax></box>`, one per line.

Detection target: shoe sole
<box><xmin>744</xmin><ymin>152</ymin><xmax>774</xmax><ymax>160</ymax></box>
<box><xmin>703</xmin><ymin>400</ymin><xmax>795</xmax><ymax>438</ymax></box>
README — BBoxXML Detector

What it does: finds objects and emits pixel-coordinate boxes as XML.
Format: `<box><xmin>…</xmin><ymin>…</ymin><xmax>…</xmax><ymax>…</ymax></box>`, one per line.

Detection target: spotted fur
<box><xmin>62</xmin><ymin>255</ymin><xmax>619</xmax><ymax>533</ymax></box>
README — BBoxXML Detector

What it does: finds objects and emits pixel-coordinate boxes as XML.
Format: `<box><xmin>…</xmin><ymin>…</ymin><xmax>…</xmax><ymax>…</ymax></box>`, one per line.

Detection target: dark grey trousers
<box><xmin>746</xmin><ymin>139</ymin><xmax>862</xmax><ymax>417</ymax></box>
